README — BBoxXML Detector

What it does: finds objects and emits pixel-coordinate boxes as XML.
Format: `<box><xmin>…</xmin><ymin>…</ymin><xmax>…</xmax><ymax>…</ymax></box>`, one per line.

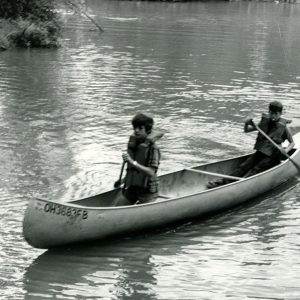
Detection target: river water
<box><xmin>1</xmin><ymin>0</ymin><xmax>300</xmax><ymax>299</ymax></box>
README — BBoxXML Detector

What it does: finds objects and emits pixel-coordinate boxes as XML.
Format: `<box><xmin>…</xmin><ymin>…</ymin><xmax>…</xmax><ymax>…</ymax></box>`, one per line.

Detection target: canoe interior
<box><xmin>71</xmin><ymin>150</ymin><xmax>294</xmax><ymax>208</ymax></box>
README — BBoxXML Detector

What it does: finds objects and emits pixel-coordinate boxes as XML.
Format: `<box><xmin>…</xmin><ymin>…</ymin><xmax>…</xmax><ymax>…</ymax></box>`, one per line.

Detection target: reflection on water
<box><xmin>1</xmin><ymin>0</ymin><xmax>300</xmax><ymax>299</ymax></box>
<box><xmin>25</xmin><ymin>241</ymin><xmax>159</xmax><ymax>299</ymax></box>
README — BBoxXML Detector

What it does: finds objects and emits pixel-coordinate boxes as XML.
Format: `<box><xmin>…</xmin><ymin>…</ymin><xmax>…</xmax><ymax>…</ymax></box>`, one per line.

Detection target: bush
<box><xmin>0</xmin><ymin>0</ymin><xmax>57</xmax><ymax>21</ymax></box>
<box><xmin>0</xmin><ymin>0</ymin><xmax>61</xmax><ymax>48</ymax></box>
<box><xmin>7</xmin><ymin>18</ymin><xmax>61</xmax><ymax>48</ymax></box>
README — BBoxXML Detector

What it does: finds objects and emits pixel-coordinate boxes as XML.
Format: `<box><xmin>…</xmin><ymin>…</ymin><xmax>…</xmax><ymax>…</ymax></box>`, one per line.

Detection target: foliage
<box><xmin>7</xmin><ymin>19</ymin><xmax>61</xmax><ymax>48</ymax></box>
<box><xmin>0</xmin><ymin>0</ymin><xmax>57</xmax><ymax>21</ymax></box>
<box><xmin>0</xmin><ymin>0</ymin><xmax>61</xmax><ymax>48</ymax></box>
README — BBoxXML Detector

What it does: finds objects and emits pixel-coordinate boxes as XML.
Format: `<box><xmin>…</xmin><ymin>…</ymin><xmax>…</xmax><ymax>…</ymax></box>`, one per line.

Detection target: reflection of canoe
<box><xmin>23</xmin><ymin>132</ymin><xmax>300</xmax><ymax>249</ymax></box>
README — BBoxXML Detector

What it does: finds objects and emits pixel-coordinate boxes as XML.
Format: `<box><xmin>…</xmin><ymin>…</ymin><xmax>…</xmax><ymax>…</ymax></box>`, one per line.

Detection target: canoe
<box><xmin>23</xmin><ymin>131</ymin><xmax>300</xmax><ymax>249</ymax></box>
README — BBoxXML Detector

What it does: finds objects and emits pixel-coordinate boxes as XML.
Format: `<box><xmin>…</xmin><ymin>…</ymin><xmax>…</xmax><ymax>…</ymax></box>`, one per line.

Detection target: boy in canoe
<box><xmin>116</xmin><ymin>113</ymin><xmax>162</xmax><ymax>204</ymax></box>
<box><xmin>207</xmin><ymin>101</ymin><xmax>295</xmax><ymax>188</ymax></box>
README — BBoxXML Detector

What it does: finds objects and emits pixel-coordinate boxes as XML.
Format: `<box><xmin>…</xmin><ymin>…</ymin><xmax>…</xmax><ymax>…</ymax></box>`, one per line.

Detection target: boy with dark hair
<box><xmin>121</xmin><ymin>113</ymin><xmax>162</xmax><ymax>204</ymax></box>
<box><xmin>207</xmin><ymin>101</ymin><xmax>295</xmax><ymax>188</ymax></box>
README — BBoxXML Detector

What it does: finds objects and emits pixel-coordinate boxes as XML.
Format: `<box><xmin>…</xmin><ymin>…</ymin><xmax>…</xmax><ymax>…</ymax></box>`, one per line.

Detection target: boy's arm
<box><xmin>122</xmin><ymin>152</ymin><xmax>156</xmax><ymax>177</ymax></box>
<box><xmin>244</xmin><ymin>118</ymin><xmax>257</xmax><ymax>133</ymax></box>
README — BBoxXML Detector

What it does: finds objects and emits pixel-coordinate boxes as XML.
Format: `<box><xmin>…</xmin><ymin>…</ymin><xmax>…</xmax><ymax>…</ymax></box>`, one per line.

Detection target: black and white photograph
<box><xmin>1</xmin><ymin>0</ymin><xmax>300</xmax><ymax>299</ymax></box>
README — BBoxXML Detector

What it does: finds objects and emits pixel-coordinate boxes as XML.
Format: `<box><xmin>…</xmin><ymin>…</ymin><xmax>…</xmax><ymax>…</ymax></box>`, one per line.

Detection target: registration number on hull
<box><xmin>43</xmin><ymin>203</ymin><xmax>88</xmax><ymax>220</ymax></box>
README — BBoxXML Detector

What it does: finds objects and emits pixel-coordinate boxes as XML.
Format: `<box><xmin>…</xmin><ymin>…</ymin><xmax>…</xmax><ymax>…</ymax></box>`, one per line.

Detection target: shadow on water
<box><xmin>23</xmin><ymin>177</ymin><xmax>299</xmax><ymax>299</ymax></box>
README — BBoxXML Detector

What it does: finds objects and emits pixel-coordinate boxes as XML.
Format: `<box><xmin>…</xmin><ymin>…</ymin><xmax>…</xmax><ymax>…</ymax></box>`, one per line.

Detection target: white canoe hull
<box><xmin>23</xmin><ymin>132</ymin><xmax>300</xmax><ymax>249</ymax></box>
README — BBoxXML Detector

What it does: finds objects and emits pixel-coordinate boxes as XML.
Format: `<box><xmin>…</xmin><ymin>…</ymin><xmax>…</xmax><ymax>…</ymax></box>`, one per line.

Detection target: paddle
<box><xmin>114</xmin><ymin>161</ymin><xmax>126</xmax><ymax>188</ymax></box>
<box><xmin>252</xmin><ymin>121</ymin><xmax>300</xmax><ymax>174</ymax></box>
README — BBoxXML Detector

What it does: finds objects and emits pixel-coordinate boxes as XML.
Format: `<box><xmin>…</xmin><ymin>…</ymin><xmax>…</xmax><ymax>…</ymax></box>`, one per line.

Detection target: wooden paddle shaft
<box><xmin>118</xmin><ymin>161</ymin><xmax>126</xmax><ymax>182</ymax></box>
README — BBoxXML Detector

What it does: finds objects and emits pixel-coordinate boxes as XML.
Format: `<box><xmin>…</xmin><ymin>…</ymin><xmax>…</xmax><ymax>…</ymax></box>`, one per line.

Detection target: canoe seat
<box><xmin>185</xmin><ymin>168</ymin><xmax>243</xmax><ymax>181</ymax></box>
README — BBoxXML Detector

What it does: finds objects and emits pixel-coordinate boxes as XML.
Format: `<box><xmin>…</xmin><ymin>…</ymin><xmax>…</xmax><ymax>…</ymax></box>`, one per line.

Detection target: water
<box><xmin>1</xmin><ymin>0</ymin><xmax>300</xmax><ymax>299</ymax></box>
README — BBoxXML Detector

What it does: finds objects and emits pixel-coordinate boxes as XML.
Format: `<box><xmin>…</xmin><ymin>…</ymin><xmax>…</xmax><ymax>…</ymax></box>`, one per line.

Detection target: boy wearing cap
<box><xmin>207</xmin><ymin>101</ymin><xmax>295</xmax><ymax>188</ymax></box>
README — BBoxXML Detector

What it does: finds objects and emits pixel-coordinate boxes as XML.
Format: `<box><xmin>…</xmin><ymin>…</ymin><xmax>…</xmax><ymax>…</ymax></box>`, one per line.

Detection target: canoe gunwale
<box><xmin>31</xmin><ymin>147</ymin><xmax>298</xmax><ymax>211</ymax></box>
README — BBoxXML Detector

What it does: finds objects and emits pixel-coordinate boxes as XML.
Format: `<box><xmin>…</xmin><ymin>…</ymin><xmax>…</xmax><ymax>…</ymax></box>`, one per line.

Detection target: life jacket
<box><xmin>254</xmin><ymin>113</ymin><xmax>289</xmax><ymax>156</ymax></box>
<box><xmin>125</xmin><ymin>131</ymin><xmax>162</xmax><ymax>189</ymax></box>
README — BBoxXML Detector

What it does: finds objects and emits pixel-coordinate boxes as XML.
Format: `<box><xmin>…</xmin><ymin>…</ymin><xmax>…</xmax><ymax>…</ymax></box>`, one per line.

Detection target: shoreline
<box><xmin>1</xmin><ymin>0</ymin><xmax>299</xmax><ymax>51</ymax></box>
<box><xmin>0</xmin><ymin>18</ymin><xmax>61</xmax><ymax>50</ymax></box>
<box><xmin>0</xmin><ymin>19</ymin><xmax>15</xmax><ymax>50</ymax></box>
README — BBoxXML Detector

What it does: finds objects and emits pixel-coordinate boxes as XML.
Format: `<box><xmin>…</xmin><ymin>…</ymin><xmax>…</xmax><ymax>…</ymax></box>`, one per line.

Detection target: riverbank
<box><xmin>0</xmin><ymin>19</ymin><xmax>13</xmax><ymax>50</ymax></box>
<box><xmin>1</xmin><ymin>0</ymin><xmax>299</xmax><ymax>51</ymax></box>
<box><xmin>0</xmin><ymin>18</ymin><xmax>61</xmax><ymax>50</ymax></box>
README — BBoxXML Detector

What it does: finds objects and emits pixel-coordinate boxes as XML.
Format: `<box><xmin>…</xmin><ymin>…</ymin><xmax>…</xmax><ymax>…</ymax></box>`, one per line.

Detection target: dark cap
<box><xmin>269</xmin><ymin>101</ymin><xmax>283</xmax><ymax>113</ymax></box>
